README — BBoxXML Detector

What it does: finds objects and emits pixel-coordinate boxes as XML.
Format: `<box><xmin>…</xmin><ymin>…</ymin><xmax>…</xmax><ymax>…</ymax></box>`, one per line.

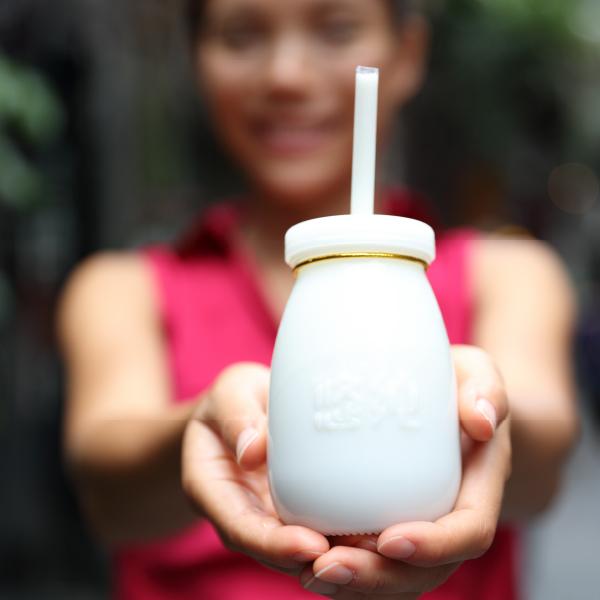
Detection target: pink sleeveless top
<box><xmin>115</xmin><ymin>192</ymin><xmax>518</xmax><ymax>600</ymax></box>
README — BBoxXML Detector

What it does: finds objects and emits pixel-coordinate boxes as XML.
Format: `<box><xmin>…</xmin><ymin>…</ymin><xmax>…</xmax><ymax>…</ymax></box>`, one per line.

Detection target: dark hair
<box><xmin>186</xmin><ymin>0</ymin><xmax>412</xmax><ymax>42</ymax></box>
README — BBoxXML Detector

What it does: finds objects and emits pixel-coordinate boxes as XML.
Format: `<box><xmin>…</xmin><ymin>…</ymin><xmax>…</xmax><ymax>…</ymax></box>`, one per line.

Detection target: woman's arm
<box><xmin>472</xmin><ymin>237</ymin><xmax>580</xmax><ymax>520</ymax></box>
<box><xmin>58</xmin><ymin>253</ymin><xmax>201</xmax><ymax>546</ymax></box>
<box><xmin>60</xmin><ymin>254</ymin><xmax>332</xmax><ymax>568</ymax></box>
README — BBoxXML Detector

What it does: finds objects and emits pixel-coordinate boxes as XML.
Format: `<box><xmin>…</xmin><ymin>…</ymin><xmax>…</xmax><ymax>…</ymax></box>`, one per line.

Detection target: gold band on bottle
<box><xmin>292</xmin><ymin>252</ymin><xmax>428</xmax><ymax>275</ymax></box>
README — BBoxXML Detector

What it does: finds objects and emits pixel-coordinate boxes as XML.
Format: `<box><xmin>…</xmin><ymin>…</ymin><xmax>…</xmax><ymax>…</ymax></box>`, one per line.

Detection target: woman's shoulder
<box><xmin>58</xmin><ymin>252</ymin><xmax>159</xmax><ymax>347</ymax></box>
<box><xmin>61</xmin><ymin>251</ymin><xmax>152</xmax><ymax>305</ymax></box>
<box><xmin>470</xmin><ymin>234</ymin><xmax>576</xmax><ymax>316</ymax></box>
<box><xmin>473</xmin><ymin>234</ymin><xmax>570</xmax><ymax>282</ymax></box>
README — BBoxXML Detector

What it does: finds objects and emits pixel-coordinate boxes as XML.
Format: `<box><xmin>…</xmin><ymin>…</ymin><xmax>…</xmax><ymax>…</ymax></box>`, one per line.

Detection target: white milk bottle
<box><xmin>267</xmin><ymin>67</ymin><xmax>461</xmax><ymax>535</ymax></box>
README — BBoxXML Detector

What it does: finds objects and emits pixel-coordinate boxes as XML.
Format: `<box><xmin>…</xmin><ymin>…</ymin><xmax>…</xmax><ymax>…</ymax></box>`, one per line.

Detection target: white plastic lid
<box><xmin>285</xmin><ymin>214</ymin><xmax>435</xmax><ymax>269</ymax></box>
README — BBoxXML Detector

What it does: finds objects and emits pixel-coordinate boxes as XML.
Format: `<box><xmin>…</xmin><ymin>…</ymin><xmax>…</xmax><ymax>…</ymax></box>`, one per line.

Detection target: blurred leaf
<box><xmin>0</xmin><ymin>53</ymin><xmax>65</xmax><ymax>209</ymax></box>
<box><xmin>0</xmin><ymin>53</ymin><xmax>65</xmax><ymax>145</ymax></box>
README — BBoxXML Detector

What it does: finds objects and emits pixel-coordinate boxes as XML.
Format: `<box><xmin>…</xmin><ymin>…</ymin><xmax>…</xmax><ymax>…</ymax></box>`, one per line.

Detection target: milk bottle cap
<box><xmin>285</xmin><ymin>214</ymin><xmax>435</xmax><ymax>269</ymax></box>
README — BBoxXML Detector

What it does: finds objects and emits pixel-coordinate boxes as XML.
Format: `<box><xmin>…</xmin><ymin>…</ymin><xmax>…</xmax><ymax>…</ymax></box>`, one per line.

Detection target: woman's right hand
<box><xmin>182</xmin><ymin>362</ymin><xmax>331</xmax><ymax>575</ymax></box>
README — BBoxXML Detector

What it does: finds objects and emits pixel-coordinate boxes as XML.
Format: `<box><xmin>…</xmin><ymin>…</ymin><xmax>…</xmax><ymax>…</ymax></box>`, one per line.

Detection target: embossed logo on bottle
<box><xmin>313</xmin><ymin>369</ymin><xmax>423</xmax><ymax>431</ymax></box>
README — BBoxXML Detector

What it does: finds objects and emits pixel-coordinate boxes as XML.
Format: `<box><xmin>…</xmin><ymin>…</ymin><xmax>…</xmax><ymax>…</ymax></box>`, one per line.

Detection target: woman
<box><xmin>59</xmin><ymin>1</ymin><xmax>579</xmax><ymax>598</ymax></box>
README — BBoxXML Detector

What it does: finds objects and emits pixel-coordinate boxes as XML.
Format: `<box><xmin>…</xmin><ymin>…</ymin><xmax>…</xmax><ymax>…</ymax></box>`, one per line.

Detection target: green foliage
<box><xmin>0</xmin><ymin>53</ymin><xmax>65</xmax><ymax>210</ymax></box>
<box><xmin>406</xmin><ymin>0</ymin><xmax>600</xmax><ymax>226</ymax></box>
<box><xmin>426</xmin><ymin>0</ymin><xmax>599</xmax><ymax>158</ymax></box>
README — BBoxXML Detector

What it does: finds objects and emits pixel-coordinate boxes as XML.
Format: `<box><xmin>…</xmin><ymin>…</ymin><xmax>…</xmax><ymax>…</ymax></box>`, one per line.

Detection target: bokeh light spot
<box><xmin>569</xmin><ymin>0</ymin><xmax>600</xmax><ymax>44</ymax></box>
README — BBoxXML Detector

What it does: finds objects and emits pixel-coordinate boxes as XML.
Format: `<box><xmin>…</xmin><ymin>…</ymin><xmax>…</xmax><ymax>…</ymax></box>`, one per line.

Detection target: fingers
<box><xmin>452</xmin><ymin>345</ymin><xmax>509</xmax><ymax>442</ymax></box>
<box><xmin>300</xmin><ymin>426</ymin><xmax>509</xmax><ymax>595</ymax></box>
<box><xmin>182</xmin><ymin>362</ymin><xmax>330</xmax><ymax>571</ymax></box>
<box><xmin>377</xmin><ymin>420</ymin><xmax>511</xmax><ymax>568</ymax></box>
<box><xmin>197</xmin><ymin>362</ymin><xmax>270</xmax><ymax>470</ymax></box>
<box><xmin>299</xmin><ymin>547</ymin><xmax>457</xmax><ymax>596</ymax></box>
<box><xmin>182</xmin><ymin>416</ymin><xmax>330</xmax><ymax>569</ymax></box>
<box><xmin>331</xmin><ymin>534</ymin><xmax>379</xmax><ymax>553</ymax></box>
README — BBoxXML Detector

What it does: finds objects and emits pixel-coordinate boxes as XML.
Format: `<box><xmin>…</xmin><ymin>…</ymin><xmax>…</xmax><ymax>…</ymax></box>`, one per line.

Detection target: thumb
<box><xmin>197</xmin><ymin>362</ymin><xmax>270</xmax><ymax>470</ymax></box>
<box><xmin>452</xmin><ymin>345</ymin><xmax>509</xmax><ymax>443</ymax></box>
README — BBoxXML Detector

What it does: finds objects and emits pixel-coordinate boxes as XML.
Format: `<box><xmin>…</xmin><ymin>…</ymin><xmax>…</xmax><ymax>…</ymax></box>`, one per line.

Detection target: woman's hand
<box><xmin>181</xmin><ymin>362</ymin><xmax>331</xmax><ymax>575</ymax></box>
<box><xmin>182</xmin><ymin>347</ymin><xmax>510</xmax><ymax>597</ymax></box>
<box><xmin>297</xmin><ymin>345</ymin><xmax>512</xmax><ymax>598</ymax></box>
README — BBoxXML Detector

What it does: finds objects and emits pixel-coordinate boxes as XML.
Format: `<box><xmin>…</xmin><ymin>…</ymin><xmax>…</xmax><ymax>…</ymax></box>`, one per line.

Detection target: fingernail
<box><xmin>355</xmin><ymin>539</ymin><xmax>378</xmax><ymax>552</ymax></box>
<box><xmin>292</xmin><ymin>550</ymin><xmax>324</xmax><ymax>562</ymax></box>
<box><xmin>313</xmin><ymin>562</ymin><xmax>354</xmax><ymax>585</ymax></box>
<box><xmin>476</xmin><ymin>398</ymin><xmax>497</xmax><ymax>431</ymax></box>
<box><xmin>378</xmin><ymin>536</ymin><xmax>417</xmax><ymax>559</ymax></box>
<box><xmin>236</xmin><ymin>427</ymin><xmax>259</xmax><ymax>464</ymax></box>
<box><xmin>302</xmin><ymin>576</ymin><xmax>340</xmax><ymax>596</ymax></box>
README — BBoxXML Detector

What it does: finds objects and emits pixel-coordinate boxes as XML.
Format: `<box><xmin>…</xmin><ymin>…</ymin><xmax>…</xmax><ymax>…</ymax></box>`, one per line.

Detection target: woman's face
<box><xmin>196</xmin><ymin>0</ymin><xmax>426</xmax><ymax>206</ymax></box>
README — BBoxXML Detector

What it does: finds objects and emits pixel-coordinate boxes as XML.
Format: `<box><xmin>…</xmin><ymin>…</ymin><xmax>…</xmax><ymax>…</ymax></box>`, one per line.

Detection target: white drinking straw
<box><xmin>350</xmin><ymin>66</ymin><xmax>379</xmax><ymax>215</ymax></box>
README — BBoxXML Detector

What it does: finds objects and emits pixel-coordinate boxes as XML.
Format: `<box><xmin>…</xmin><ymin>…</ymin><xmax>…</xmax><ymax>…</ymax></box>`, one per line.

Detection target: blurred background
<box><xmin>1</xmin><ymin>0</ymin><xmax>599</xmax><ymax>597</ymax></box>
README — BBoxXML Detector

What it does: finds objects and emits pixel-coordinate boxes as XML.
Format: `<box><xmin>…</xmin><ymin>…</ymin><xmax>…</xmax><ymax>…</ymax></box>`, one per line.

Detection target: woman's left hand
<box><xmin>298</xmin><ymin>345</ymin><xmax>511</xmax><ymax>598</ymax></box>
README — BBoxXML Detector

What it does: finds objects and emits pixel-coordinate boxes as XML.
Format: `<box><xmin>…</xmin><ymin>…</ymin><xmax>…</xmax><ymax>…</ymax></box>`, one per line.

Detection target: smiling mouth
<box><xmin>253</xmin><ymin>121</ymin><xmax>335</xmax><ymax>156</ymax></box>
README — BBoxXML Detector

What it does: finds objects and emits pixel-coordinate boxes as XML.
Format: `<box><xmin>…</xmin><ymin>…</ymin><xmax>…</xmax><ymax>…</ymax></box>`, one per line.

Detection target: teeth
<box><xmin>265</xmin><ymin>132</ymin><xmax>323</xmax><ymax>146</ymax></box>
<box><xmin>266</xmin><ymin>127</ymin><xmax>320</xmax><ymax>134</ymax></box>
<box><xmin>257</xmin><ymin>123</ymin><xmax>329</xmax><ymax>151</ymax></box>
